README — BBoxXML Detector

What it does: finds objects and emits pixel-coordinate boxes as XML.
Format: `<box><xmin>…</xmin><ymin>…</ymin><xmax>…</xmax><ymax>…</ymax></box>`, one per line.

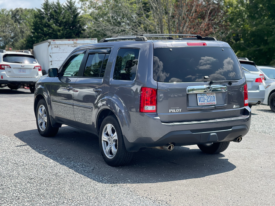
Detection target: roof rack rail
<box><xmin>99</xmin><ymin>34</ymin><xmax>216</xmax><ymax>42</ymax></box>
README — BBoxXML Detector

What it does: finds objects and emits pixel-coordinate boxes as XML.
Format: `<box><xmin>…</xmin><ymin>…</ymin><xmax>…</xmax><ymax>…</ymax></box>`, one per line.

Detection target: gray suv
<box><xmin>34</xmin><ymin>34</ymin><xmax>251</xmax><ymax>166</ymax></box>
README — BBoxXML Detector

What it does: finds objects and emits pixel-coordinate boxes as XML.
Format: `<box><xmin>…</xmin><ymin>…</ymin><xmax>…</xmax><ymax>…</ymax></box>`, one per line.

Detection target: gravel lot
<box><xmin>0</xmin><ymin>87</ymin><xmax>275</xmax><ymax>205</ymax></box>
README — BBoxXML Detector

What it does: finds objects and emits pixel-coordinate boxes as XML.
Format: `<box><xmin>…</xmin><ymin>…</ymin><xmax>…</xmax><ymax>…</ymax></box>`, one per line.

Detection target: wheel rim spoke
<box><xmin>37</xmin><ymin>105</ymin><xmax>47</xmax><ymax>132</ymax></box>
<box><xmin>102</xmin><ymin>123</ymin><xmax>118</xmax><ymax>159</ymax></box>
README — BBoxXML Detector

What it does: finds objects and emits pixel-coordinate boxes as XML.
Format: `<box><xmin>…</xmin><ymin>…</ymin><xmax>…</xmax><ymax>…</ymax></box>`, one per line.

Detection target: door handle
<box><xmin>66</xmin><ymin>86</ymin><xmax>73</xmax><ymax>90</ymax></box>
<box><xmin>94</xmin><ymin>88</ymin><xmax>102</xmax><ymax>92</ymax></box>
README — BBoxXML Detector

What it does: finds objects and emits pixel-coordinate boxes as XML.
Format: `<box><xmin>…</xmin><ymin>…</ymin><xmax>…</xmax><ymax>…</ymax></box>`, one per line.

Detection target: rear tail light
<box><xmin>0</xmin><ymin>64</ymin><xmax>11</xmax><ymax>70</ymax></box>
<box><xmin>259</xmin><ymin>73</ymin><xmax>265</xmax><ymax>80</ymax></box>
<box><xmin>244</xmin><ymin>84</ymin><xmax>249</xmax><ymax>106</ymax></box>
<box><xmin>187</xmin><ymin>42</ymin><xmax>207</xmax><ymax>46</ymax></box>
<box><xmin>34</xmin><ymin>66</ymin><xmax>42</xmax><ymax>71</ymax></box>
<box><xmin>140</xmin><ymin>87</ymin><xmax>157</xmax><ymax>113</ymax></box>
<box><xmin>255</xmin><ymin>77</ymin><xmax>263</xmax><ymax>83</ymax></box>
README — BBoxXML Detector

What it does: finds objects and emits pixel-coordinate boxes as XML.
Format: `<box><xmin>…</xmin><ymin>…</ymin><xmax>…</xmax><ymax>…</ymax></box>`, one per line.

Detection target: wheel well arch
<box><xmin>96</xmin><ymin>109</ymin><xmax>118</xmax><ymax>133</ymax></box>
<box><xmin>268</xmin><ymin>90</ymin><xmax>275</xmax><ymax>105</ymax></box>
<box><xmin>34</xmin><ymin>94</ymin><xmax>45</xmax><ymax>114</ymax></box>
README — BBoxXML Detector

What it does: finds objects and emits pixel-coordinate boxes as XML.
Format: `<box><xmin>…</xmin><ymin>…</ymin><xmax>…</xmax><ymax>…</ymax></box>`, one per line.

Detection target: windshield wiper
<box><xmin>208</xmin><ymin>80</ymin><xmax>239</xmax><ymax>85</ymax></box>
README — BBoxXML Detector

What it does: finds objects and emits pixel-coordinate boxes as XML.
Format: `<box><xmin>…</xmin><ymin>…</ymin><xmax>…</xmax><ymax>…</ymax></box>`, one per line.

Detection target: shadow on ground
<box><xmin>0</xmin><ymin>87</ymin><xmax>31</xmax><ymax>95</ymax></box>
<box><xmin>14</xmin><ymin>126</ymin><xmax>236</xmax><ymax>184</ymax></box>
<box><xmin>255</xmin><ymin>109</ymin><xmax>273</xmax><ymax>113</ymax></box>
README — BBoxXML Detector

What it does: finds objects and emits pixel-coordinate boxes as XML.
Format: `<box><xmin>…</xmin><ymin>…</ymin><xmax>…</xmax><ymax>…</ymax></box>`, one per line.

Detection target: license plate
<box><xmin>247</xmin><ymin>82</ymin><xmax>252</xmax><ymax>89</ymax></box>
<box><xmin>18</xmin><ymin>69</ymin><xmax>26</xmax><ymax>73</ymax></box>
<box><xmin>197</xmin><ymin>93</ymin><xmax>216</xmax><ymax>106</ymax></box>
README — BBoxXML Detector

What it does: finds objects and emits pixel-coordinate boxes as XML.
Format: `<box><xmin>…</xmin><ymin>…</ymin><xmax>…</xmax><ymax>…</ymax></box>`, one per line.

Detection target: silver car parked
<box><xmin>239</xmin><ymin>59</ymin><xmax>265</xmax><ymax>107</ymax></box>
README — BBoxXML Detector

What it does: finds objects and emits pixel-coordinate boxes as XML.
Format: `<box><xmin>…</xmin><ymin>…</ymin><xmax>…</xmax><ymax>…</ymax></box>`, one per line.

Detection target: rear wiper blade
<box><xmin>208</xmin><ymin>80</ymin><xmax>239</xmax><ymax>85</ymax></box>
<box><xmin>13</xmin><ymin>62</ymin><xmax>24</xmax><ymax>63</ymax></box>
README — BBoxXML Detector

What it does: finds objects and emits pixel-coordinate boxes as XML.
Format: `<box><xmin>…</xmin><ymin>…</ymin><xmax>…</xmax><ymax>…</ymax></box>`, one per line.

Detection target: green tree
<box><xmin>26</xmin><ymin>0</ymin><xmax>85</xmax><ymax>48</ymax></box>
<box><xmin>226</xmin><ymin>0</ymin><xmax>275</xmax><ymax>65</ymax></box>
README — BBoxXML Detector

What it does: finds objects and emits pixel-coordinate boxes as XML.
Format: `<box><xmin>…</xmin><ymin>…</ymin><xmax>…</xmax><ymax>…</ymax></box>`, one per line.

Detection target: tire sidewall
<box><xmin>99</xmin><ymin>116</ymin><xmax>125</xmax><ymax>165</ymax></box>
<box><xmin>269</xmin><ymin>93</ymin><xmax>275</xmax><ymax>112</ymax></box>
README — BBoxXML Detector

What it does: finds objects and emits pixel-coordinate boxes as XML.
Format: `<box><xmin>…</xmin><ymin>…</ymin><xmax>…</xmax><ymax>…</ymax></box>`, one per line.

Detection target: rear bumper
<box><xmin>0</xmin><ymin>72</ymin><xmax>41</xmax><ymax>84</ymax></box>
<box><xmin>248</xmin><ymin>86</ymin><xmax>265</xmax><ymax>105</ymax></box>
<box><xmin>123</xmin><ymin>107</ymin><xmax>251</xmax><ymax>152</ymax></box>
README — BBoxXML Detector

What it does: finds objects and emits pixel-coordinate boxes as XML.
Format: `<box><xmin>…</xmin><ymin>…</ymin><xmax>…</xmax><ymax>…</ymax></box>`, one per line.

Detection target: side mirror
<box><xmin>48</xmin><ymin>68</ymin><xmax>59</xmax><ymax>77</ymax></box>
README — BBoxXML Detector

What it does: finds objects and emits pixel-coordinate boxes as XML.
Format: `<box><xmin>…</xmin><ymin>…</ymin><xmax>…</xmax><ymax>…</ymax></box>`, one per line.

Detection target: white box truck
<box><xmin>33</xmin><ymin>38</ymin><xmax>97</xmax><ymax>74</ymax></box>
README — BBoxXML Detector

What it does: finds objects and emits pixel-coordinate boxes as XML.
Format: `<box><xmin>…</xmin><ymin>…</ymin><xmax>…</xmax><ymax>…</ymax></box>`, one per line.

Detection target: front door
<box><xmin>51</xmin><ymin>51</ymin><xmax>85</xmax><ymax>123</ymax></box>
<box><xmin>72</xmin><ymin>50</ymin><xmax>110</xmax><ymax>132</ymax></box>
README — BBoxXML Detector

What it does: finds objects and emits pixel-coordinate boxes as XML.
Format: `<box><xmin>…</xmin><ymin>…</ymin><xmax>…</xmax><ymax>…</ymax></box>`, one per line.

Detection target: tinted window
<box><xmin>153</xmin><ymin>47</ymin><xmax>242</xmax><ymax>82</ymax></box>
<box><xmin>63</xmin><ymin>53</ymin><xmax>84</xmax><ymax>77</ymax></box>
<box><xmin>84</xmin><ymin>53</ymin><xmax>107</xmax><ymax>77</ymax></box>
<box><xmin>113</xmin><ymin>48</ymin><xmax>139</xmax><ymax>81</ymax></box>
<box><xmin>3</xmin><ymin>54</ymin><xmax>37</xmax><ymax>64</ymax></box>
<box><xmin>261</xmin><ymin>69</ymin><xmax>275</xmax><ymax>79</ymax></box>
<box><xmin>241</xmin><ymin>63</ymin><xmax>259</xmax><ymax>72</ymax></box>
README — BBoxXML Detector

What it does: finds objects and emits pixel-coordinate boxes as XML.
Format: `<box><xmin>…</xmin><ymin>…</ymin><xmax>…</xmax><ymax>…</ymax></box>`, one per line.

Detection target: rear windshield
<box><xmin>3</xmin><ymin>54</ymin><xmax>37</xmax><ymax>64</ymax></box>
<box><xmin>261</xmin><ymin>69</ymin><xmax>275</xmax><ymax>79</ymax></box>
<box><xmin>153</xmin><ymin>47</ymin><xmax>242</xmax><ymax>82</ymax></box>
<box><xmin>240</xmin><ymin>63</ymin><xmax>258</xmax><ymax>72</ymax></box>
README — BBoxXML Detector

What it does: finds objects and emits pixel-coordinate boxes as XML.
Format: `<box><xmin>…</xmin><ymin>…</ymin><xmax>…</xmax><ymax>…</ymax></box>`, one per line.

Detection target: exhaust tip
<box><xmin>233</xmin><ymin>136</ymin><xmax>242</xmax><ymax>143</ymax></box>
<box><xmin>167</xmin><ymin>144</ymin><xmax>174</xmax><ymax>151</ymax></box>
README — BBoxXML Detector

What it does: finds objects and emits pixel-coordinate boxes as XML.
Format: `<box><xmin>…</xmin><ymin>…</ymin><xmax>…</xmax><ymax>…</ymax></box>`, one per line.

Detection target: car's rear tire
<box><xmin>269</xmin><ymin>93</ymin><xmax>275</xmax><ymax>112</ymax></box>
<box><xmin>8</xmin><ymin>84</ymin><xmax>19</xmax><ymax>90</ymax></box>
<box><xmin>99</xmin><ymin>115</ymin><xmax>133</xmax><ymax>166</ymax></box>
<box><xmin>30</xmin><ymin>86</ymin><xmax>35</xmax><ymax>93</ymax></box>
<box><xmin>36</xmin><ymin>99</ymin><xmax>59</xmax><ymax>137</ymax></box>
<box><xmin>197</xmin><ymin>142</ymin><xmax>230</xmax><ymax>154</ymax></box>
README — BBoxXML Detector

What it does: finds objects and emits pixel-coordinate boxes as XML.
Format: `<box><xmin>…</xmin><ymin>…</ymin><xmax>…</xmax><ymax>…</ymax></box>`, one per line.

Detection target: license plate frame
<box><xmin>197</xmin><ymin>93</ymin><xmax>217</xmax><ymax>106</ymax></box>
<box><xmin>18</xmin><ymin>69</ymin><xmax>26</xmax><ymax>73</ymax></box>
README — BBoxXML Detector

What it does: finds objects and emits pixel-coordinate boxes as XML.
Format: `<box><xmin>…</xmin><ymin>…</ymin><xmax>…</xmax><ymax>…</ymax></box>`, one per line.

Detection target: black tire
<box><xmin>99</xmin><ymin>115</ymin><xmax>134</xmax><ymax>166</ymax></box>
<box><xmin>30</xmin><ymin>86</ymin><xmax>35</xmax><ymax>93</ymax></box>
<box><xmin>197</xmin><ymin>142</ymin><xmax>230</xmax><ymax>154</ymax></box>
<box><xmin>8</xmin><ymin>84</ymin><xmax>19</xmax><ymax>90</ymax></box>
<box><xmin>269</xmin><ymin>93</ymin><xmax>275</xmax><ymax>112</ymax></box>
<box><xmin>36</xmin><ymin>99</ymin><xmax>59</xmax><ymax>137</ymax></box>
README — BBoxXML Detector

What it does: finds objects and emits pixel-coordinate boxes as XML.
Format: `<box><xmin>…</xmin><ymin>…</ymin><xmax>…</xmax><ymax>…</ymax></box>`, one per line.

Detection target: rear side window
<box><xmin>153</xmin><ymin>47</ymin><xmax>242</xmax><ymax>82</ymax></box>
<box><xmin>113</xmin><ymin>48</ymin><xmax>139</xmax><ymax>81</ymax></box>
<box><xmin>241</xmin><ymin>63</ymin><xmax>259</xmax><ymax>72</ymax></box>
<box><xmin>3</xmin><ymin>54</ymin><xmax>37</xmax><ymax>64</ymax></box>
<box><xmin>84</xmin><ymin>53</ymin><xmax>109</xmax><ymax>78</ymax></box>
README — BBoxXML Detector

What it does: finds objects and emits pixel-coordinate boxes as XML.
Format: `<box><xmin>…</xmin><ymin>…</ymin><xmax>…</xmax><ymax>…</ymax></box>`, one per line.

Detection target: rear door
<box><xmin>72</xmin><ymin>49</ymin><xmax>110</xmax><ymax>131</ymax></box>
<box><xmin>153</xmin><ymin>45</ymin><xmax>245</xmax><ymax>123</ymax></box>
<box><xmin>3</xmin><ymin>54</ymin><xmax>39</xmax><ymax>78</ymax></box>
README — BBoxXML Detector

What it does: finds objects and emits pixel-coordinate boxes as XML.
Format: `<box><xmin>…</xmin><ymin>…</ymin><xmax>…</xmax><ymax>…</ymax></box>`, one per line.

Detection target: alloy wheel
<box><xmin>102</xmin><ymin>124</ymin><xmax>118</xmax><ymax>159</ymax></box>
<box><xmin>37</xmin><ymin>105</ymin><xmax>47</xmax><ymax>131</ymax></box>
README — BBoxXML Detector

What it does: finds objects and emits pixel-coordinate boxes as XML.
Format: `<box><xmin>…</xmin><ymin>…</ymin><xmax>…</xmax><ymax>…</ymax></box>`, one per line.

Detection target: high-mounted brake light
<box><xmin>255</xmin><ymin>78</ymin><xmax>263</xmax><ymax>83</ymax></box>
<box><xmin>0</xmin><ymin>64</ymin><xmax>11</xmax><ymax>70</ymax></box>
<box><xmin>34</xmin><ymin>65</ymin><xmax>42</xmax><ymax>71</ymax></box>
<box><xmin>244</xmin><ymin>84</ymin><xmax>249</xmax><ymax>107</ymax></box>
<box><xmin>140</xmin><ymin>87</ymin><xmax>157</xmax><ymax>113</ymax></box>
<box><xmin>187</xmin><ymin>42</ymin><xmax>207</xmax><ymax>46</ymax></box>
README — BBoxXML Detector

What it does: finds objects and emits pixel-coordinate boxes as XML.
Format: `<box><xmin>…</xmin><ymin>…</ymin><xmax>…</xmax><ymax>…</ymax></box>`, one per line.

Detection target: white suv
<box><xmin>0</xmin><ymin>50</ymin><xmax>42</xmax><ymax>93</ymax></box>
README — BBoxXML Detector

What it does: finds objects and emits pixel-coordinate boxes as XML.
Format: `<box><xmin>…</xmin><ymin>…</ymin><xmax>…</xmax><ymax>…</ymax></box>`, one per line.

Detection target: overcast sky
<box><xmin>0</xmin><ymin>0</ymin><xmax>71</xmax><ymax>9</ymax></box>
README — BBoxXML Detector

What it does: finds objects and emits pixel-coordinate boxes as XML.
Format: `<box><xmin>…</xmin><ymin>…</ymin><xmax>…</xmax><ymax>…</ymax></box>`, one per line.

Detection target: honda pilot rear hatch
<box><xmin>153</xmin><ymin>43</ymin><xmax>245</xmax><ymax>123</ymax></box>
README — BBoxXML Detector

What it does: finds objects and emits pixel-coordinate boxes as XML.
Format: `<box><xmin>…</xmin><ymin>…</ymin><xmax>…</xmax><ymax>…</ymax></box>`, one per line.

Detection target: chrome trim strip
<box><xmin>161</xmin><ymin>115</ymin><xmax>250</xmax><ymax>126</ymax></box>
<box><xmin>187</xmin><ymin>85</ymin><xmax>227</xmax><ymax>94</ymax></box>
<box><xmin>192</xmin><ymin>129</ymin><xmax>232</xmax><ymax>134</ymax></box>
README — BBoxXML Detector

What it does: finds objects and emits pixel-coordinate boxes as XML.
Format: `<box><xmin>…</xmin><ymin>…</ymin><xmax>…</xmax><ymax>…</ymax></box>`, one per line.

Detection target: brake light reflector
<box><xmin>0</xmin><ymin>64</ymin><xmax>11</xmax><ymax>70</ymax></box>
<box><xmin>187</xmin><ymin>42</ymin><xmax>207</xmax><ymax>46</ymax></box>
<box><xmin>34</xmin><ymin>65</ymin><xmax>42</xmax><ymax>71</ymax></box>
<box><xmin>140</xmin><ymin>87</ymin><xmax>157</xmax><ymax>113</ymax></box>
<box><xmin>244</xmin><ymin>84</ymin><xmax>248</xmax><ymax>106</ymax></box>
<box><xmin>255</xmin><ymin>78</ymin><xmax>263</xmax><ymax>83</ymax></box>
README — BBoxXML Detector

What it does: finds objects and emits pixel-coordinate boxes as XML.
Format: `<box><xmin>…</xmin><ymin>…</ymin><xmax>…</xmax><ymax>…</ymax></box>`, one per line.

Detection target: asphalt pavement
<box><xmin>0</xmin><ymin>87</ymin><xmax>274</xmax><ymax>205</ymax></box>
